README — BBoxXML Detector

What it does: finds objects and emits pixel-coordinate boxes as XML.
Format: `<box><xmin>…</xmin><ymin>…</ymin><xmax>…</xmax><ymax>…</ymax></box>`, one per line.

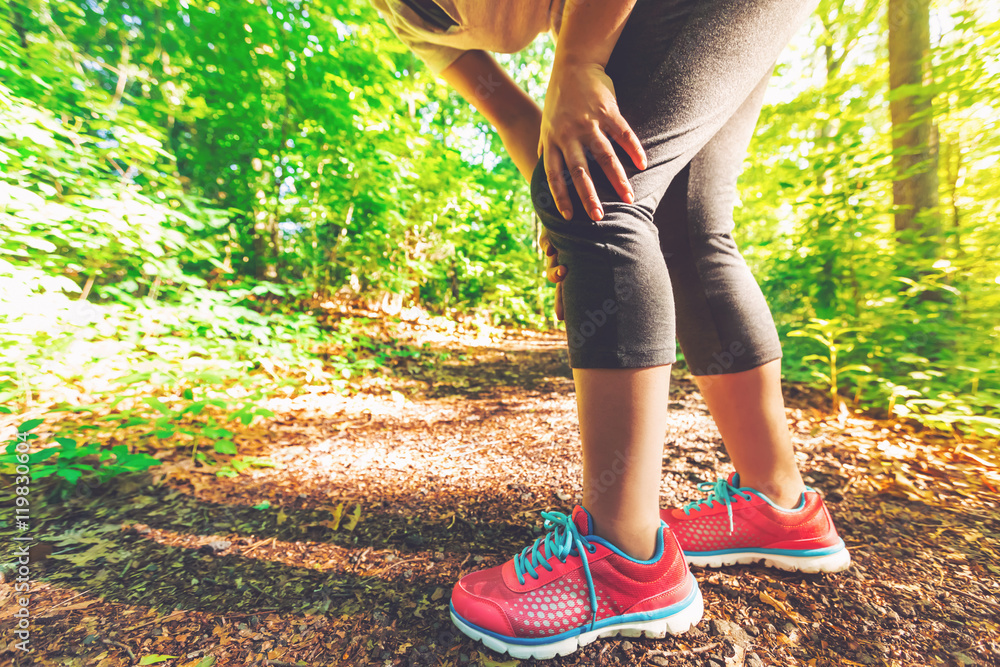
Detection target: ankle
<box><xmin>739</xmin><ymin>475</ymin><xmax>806</xmax><ymax>510</ymax></box>
<box><xmin>588</xmin><ymin>515</ymin><xmax>660</xmax><ymax>561</ymax></box>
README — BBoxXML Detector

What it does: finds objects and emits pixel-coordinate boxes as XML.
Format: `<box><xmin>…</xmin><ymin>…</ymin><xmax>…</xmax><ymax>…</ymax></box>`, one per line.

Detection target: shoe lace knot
<box><xmin>513</xmin><ymin>511</ymin><xmax>599</xmax><ymax>630</ymax></box>
<box><xmin>682</xmin><ymin>477</ymin><xmax>754</xmax><ymax>534</ymax></box>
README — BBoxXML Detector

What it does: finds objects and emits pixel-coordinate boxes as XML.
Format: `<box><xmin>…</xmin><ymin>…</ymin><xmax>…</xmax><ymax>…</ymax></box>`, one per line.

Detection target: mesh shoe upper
<box><xmin>451</xmin><ymin>506</ymin><xmax>694</xmax><ymax>640</ymax></box>
<box><xmin>661</xmin><ymin>473</ymin><xmax>843</xmax><ymax>553</ymax></box>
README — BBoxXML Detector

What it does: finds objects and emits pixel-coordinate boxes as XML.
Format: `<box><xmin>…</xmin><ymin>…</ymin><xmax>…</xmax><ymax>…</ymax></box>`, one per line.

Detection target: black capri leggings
<box><xmin>531</xmin><ymin>0</ymin><xmax>818</xmax><ymax>375</ymax></box>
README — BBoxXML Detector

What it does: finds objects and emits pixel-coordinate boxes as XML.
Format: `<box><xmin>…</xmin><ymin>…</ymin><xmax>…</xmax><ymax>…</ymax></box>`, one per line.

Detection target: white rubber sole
<box><xmin>686</xmin><ymin>547</ymin><xmax>852</xmax><ymax>573</ymax></box>
<box><xmin>450</xmin><ymin>583</ymin><xmax>704</xmax><ymax>660</ymax></box>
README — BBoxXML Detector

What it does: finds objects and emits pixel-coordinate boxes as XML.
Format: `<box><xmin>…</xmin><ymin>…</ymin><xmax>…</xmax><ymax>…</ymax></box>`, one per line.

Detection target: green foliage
<box><xmin>1</xmin><ymin>420</ymin><xmax>160</xmax><ymax>485</ymax></box>
<box><xmin>787</xmin><ymin>319</ymin><xmax>872</xmax><ymax>410</ymax></box>
<box><xmin>736</xmin><ymin>0</ymin><xmax>1000</xmax><ymax>437</ymax></box>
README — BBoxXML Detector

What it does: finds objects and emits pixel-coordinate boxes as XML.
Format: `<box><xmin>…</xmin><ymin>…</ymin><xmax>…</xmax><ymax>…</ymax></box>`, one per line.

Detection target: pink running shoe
<box><xmin>661</xmin><ymin>473</ymin><xmax>851</xmax><ymax>573</ymax></box>
<box><xmin>449</xmin><ymin>506</ymin><xmax>703</xmax><ymax>660</ymax></box>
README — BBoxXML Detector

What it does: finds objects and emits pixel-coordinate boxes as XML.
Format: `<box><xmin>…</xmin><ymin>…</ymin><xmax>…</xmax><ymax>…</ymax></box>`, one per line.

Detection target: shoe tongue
<box><xmin>571</xmin><ymin>506</ymin><xmax>593</xmax><ymax>535</ymax></box>
<box><xmin>728</xmin><ymin>472</ymin><xmax>741</xmax><ymax>487</ymax></box>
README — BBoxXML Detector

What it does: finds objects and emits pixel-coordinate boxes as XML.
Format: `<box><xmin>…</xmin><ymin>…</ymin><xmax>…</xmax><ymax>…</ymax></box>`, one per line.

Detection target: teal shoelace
<box><xmin>513</xmin><ymin>511</ymin><xmax>598</xmax><ymax>630</ymax></box>
<box><xmin>682</xmin><ymin>477</ymin><xmax>754</xmax><ymax>534</ymax></box>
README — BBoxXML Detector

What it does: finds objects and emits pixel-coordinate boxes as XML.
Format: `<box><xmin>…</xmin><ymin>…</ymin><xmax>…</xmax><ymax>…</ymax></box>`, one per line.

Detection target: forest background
<box><xmin>1</xmin><ymin>0</ymin><xmax>998</xmax><ymax>486</ymax></box>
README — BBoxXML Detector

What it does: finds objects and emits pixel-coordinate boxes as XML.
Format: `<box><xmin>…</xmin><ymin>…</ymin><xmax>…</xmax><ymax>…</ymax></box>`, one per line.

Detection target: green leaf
<box><xmin>138</xmin><ymin>656</ymin><xmax>179</xmax><ymax>665</ymax></box>
<box><xmin>327</xmin><ymin>503</ymin><xmax>344</xmax><ymax>530</ymax></box>
<box><xmin>213</xmin><ymin>439</ymin><xmax>237</xmax><ymax>455</ymax></box>
<box><xmin>143</xmin><ymin>397</ymin><xmax>172</xmax><ymax>416</ymax></box>
<box><xmin>56</xmin><ymin>468</ymin><xmax>84</xmax><ymax>484</ymax></box>
<box><xmin>344</xmin><ymin>504</ymin><xmax>362</xmax><ymax>531</ymax></box>
<box><xmin>181</xmin><ymin>401</ymin><xmax>208</xmax><ymax>416</ymax></box>
<box><xmin>18</xmin><ymin>419</ymin><xmax>44</xmax><ymax>433</ymax></box>
<box><xmin>253</xmin><ymin>500</ymin><xmax>271</xmax><ymax>510</ymax></box>
<box><xmin>478</xmin><ymin>653</ymin><xmax>520</xmax><ymax>667</ymax></box>
<box><xmin>114</xmin><ymin>453</ymin><xmax>161</xmax><ymax>471</ymax></box>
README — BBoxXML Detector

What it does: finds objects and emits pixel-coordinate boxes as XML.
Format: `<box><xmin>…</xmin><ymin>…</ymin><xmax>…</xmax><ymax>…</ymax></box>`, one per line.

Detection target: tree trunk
<box><xmin>887</xmin><ymin>0</ymin><xmax>939</xmax><ymax>253</ymax></box>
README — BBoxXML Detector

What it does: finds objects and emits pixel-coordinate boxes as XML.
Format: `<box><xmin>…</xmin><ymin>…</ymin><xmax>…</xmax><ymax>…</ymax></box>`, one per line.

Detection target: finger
<box><xmin>538</xmin><ymin>228</ymin><xmax>550</xmax><ymax>255</ymax></box>
<box><xmin>538</xmin><ymin>229</ymin><xmax>558</xmax><ymax>258</ymax></box>
<box><xmin>544</xmin><ymin>245</ymin><xmax>566</xmax><ymax>283</ymax></box>
<box><xmin>606</xmin><ymin>112</ymin><xmax>647</xmax><ymax>171</ymax></box>
<box><xmin>564</xmin><ymin>144</ymin><xmax>603</xmax><ymax>221</ymax></box>
<box><xmin>590</xmin><ymin>133</ymin><xmax>634</xmax><ymax>204</ymax></box>
<box><xmin>544</xmin><ymin>146</ymin><xmax>573</xmax><ymax>220</ymax></box>
<box><xmin>555</xmin><ymin>282</ymin><xmax>565</xmax><ymax>321</ymax></box>
<box><xmin>543</xmin><ymin>242</ymin><xmax>559</xmax><ymax>269</ymax></box>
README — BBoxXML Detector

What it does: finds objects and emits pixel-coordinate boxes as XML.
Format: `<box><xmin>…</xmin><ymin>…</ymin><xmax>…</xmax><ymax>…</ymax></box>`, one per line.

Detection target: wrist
<box><xmin>553</xmin><ymin>50</ymin><xmax>606</xmax><ymax>70</ymax></box>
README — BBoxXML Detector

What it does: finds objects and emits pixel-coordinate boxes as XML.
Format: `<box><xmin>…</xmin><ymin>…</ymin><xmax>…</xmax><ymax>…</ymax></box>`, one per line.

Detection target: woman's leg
<box><xmin>652</xmin><ymin>71</ymin><xmax>849</xmax><ymax>574</ymax></box>
<box><xmin>694</xmin><ymin>361</ymin><xmax>805</xmax><ymax>508</ymax></box>
<box><xmin>577</xmin><ymin>365</ymin><xmax>672</xmax><ymax>560</ymax></box>
<box><xmin>532</xmin><ymin>0</ymin><xmax>819</xmax><ymax>556</ymax></box>
<box><xmin>655</xmin><ymin>71</ymin><xmax>805</xmax><ymax>509</ymax></box>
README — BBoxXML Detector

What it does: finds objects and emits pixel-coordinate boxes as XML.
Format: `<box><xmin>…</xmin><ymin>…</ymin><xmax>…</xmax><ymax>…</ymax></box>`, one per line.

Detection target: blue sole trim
<box><xmin>449</xmin><ymin>574</ymin><xmax>701</xmax><ymax>647</ymax></box>
<box><xmin>686</xmin><ymin>539</ymin><xmax>847</xmax><ymax>558</ymax></box>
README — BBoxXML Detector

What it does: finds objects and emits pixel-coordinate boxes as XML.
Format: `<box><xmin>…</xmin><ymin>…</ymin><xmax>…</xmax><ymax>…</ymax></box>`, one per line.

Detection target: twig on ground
<box><xmin>223</xmin><ymin>608</ymin><xmax>281</xmax><ymax>616</ymax></box>
<box><xmin>244</xmin><ymin>536</ymin><xmax>277</xmax><ymax>555</ymax></box>
<box><xmin>307</xmin><ymin>642</ymin><xmax>323</xmax><ymax>662</ymax></box>
<box><xmin>101</xmin><ymin>638</ymin><xmax>136</xmax><ymax>661</ymax></box>
<box><xmin>37</xmin><ymin>589</ymin><xmax>92</xmax><ymax>616</ymax></box>
<box><xmin>940</xmin><ymin>584</ymin><xmax>999</xmax><ymax>610</ymax></box>
<box><xmin>380</xmin><ymin>557</ymin><xmax>424</xmax><ymax>573</ymax></box>
<box><xmin>646</xmin><ymin>642</ymin><xmax>721</xmax><ymax>661</ymax></box>
<box><xmin>125</xmin><ymin>610</ymin><xmax>186</xmax><ymax>632</ymax></box>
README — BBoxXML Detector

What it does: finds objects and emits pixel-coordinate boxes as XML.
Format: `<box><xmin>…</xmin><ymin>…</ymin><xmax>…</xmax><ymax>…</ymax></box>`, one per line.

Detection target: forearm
<box><xmin>441</xmin><ymin>50</ymin><xmax>542</xmax><ymax>181</ymax></box>
<box><xmin>497</xmin><ymin>109</ymin><xmax>542</xmax><ymax>181</ymax></box>
<box><xmin>555</xmin><ymin>0</ymin><xmax>637</xmax><ymax>67</ymax></box>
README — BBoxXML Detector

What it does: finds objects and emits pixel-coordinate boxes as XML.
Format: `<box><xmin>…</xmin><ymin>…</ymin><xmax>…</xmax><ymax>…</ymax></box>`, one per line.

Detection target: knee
<box><xmin>686</xmin><ymin>231</ymin><xmax>747</xmax><ymax>265</ymax></box>
<box><xmin>530</xmin><ymin>157</ymin><xmax>565</xmax><ymax>226</ymax></box>
<box><xmin>531</xmin><ymin>156</ymin><xmax>660</xmax><ymax>254</ymax></box>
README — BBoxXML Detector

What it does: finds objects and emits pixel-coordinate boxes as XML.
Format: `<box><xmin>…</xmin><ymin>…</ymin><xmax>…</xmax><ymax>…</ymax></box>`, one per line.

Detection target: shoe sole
<box><xmin>449</xmin><ymin>576</ymin><xmax>704</xmax><ymax>660</ymax></box>
<box><xmin>686</xmin><ymin>545</ymin><xmax>852</xmax><ymax>573</ymax></box>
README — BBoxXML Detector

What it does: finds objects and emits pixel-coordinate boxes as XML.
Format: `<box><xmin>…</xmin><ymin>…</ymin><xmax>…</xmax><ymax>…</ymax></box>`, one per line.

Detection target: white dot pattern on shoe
<box><xmin>510</xmin><ymin>574</ymin><xmax>593</xmax><ymax>637</ymax></box>
<box><xmin>675</xmin><ymin>513</ymin><xmax>757</xmax><ymax>551</ymax></box>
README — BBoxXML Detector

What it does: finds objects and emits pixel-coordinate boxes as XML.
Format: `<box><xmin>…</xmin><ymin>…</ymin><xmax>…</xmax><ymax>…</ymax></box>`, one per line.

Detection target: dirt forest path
<box><xmin>2</xmin><ymin>334</ymin><xmax>999</xmax><ymax>667</ymax></box>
